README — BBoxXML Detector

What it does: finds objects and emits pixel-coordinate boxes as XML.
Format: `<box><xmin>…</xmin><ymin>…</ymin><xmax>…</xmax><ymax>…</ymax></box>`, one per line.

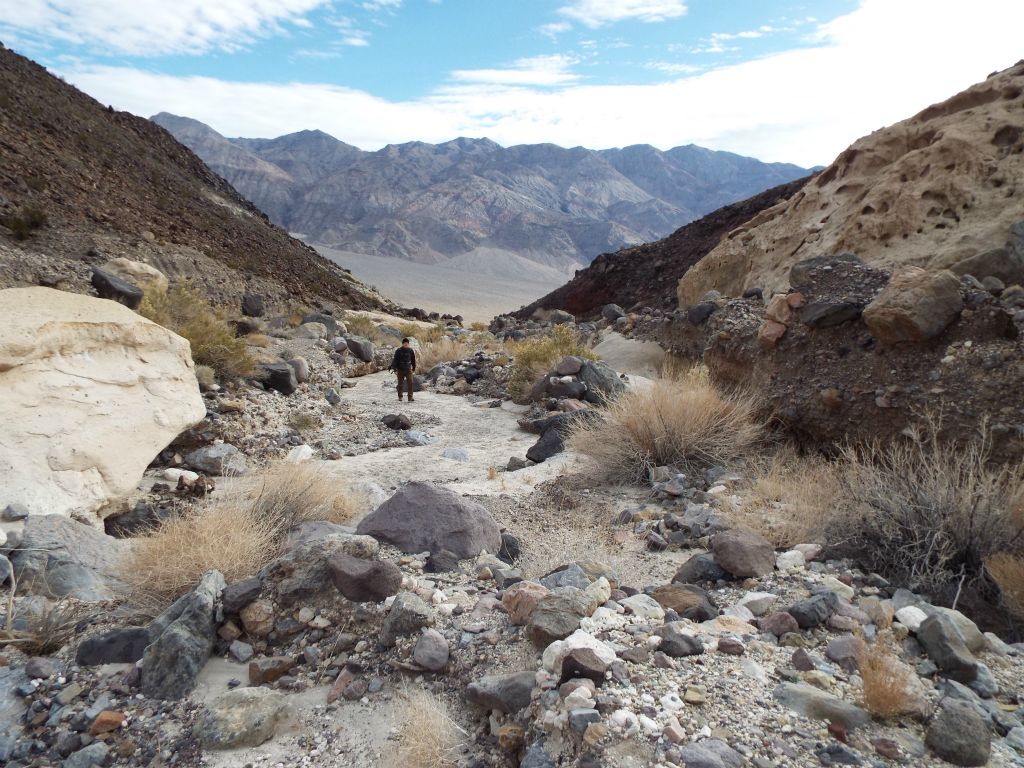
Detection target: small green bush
<box><xmin>140</xmin><ymin>284</ymin><xmax>254</xmax><ymax>379</ymax></box>
<box><xmin>507</xmin><ymin>325</ymin><xmax>597</xmax><ymax>402</ymax></box>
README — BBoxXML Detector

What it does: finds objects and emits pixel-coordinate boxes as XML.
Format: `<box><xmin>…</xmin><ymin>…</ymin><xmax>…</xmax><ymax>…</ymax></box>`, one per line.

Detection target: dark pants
<box><xmin>396</xmin><ymin>369</ymin><xmax>415</xmax><ymax>400</ymax></box>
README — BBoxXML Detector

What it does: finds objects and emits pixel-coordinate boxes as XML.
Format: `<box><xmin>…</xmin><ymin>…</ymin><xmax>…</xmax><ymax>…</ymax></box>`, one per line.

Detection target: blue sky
<box><xmin>2</xmin><ymin>1</ymin><xmax>1021</xmax><ymax>166</ymax></box>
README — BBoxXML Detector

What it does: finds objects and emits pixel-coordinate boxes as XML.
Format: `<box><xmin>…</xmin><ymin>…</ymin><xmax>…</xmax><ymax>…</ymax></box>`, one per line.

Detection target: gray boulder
<box><xmin>185</xmin><ymin>443</ymin><xmax>248</xmax><ymax>476</ymax></box>
<box><xmin>412</xmin><ymin>629</ymin><xmax>450</xmax><ymax>671</ymax></box>
<box><xmin>579</xmin><ymin>360</ymin><xmax>625</xmax><ymax>403</ymax></box>
<box><xmin>90</xmin><ymin>267</ymin><xmax>142</xmax><ymax>309</ymax></box>
<box><xmin>194</xmin><ymin>687</ymin><xmax>291</xmax><ymax>749</ymax></box>
<box><xmin>710</xmin><ymin>529</ymin><xmax>775</xmax><ymax>578</ymax></box>
<box><xmin>77</xmin><ymin>627</ymin><xmax>151</xmax><ymax>665</ymax></box>
<box><xmin>380</xmin><ymin>592</ymin><xmax>434</xmax><ymax>647</ymax></box>
<box><xmin>258</xmin><ymin>362</ymin><xmax>298</xmax><ymax>395</ymax></box>
<box><xmin>0</xmin><ymin>666</ymin><xmax>29</xmax><ymax>764</ymax></box>
<box><xmin>356</xmin><ymin>481</ymin><xmax>501</xmax><ymax>558</ymax></box>
<box><xmin>601</xmin><ymin>304</ymin><xmax>626</xmax><ymax>322</ymax></box>
<box><xmin>526</xmin><ymin>588</ymin><xmax>594</xmax><ymax>646</ymax></box>
<box><xmin>327</xmin><ymin>552</ymin><xmax>403</xmax><ymax>602</ymax></box>
<box><xmin>918</xmin><ymin>612</ymin><xmax>979</xmax><ymax>683</ymax></box>
<box><xmin>140</xmin><ymin>569</ymin><xmax>225</xmax><ymax>700</ymax></box>
<box><xmin>345</xmin><ymin>335</ymin><xmax>375</xmax><ymax>363</ymax></box>
<box><xmin>302</xmin><ymin>312</ymin><xmax>339</xmax><ymax>334</ymax></box>
<box><xmin>11</xmin><ymin>515</ymin><xmax>127</xmax><ymax>601</ymax></box>
<box><xmin>773</xmin><ymin>682</ymin><xmax>869</xmax><ymax>731</ymax></box>
<box><xmin>241</xmin><ymin>293</ymin><xmax>264</xmax><ymax>317</ymax></box>
<box><xmin>677</xmin><ymin>740</ymin><xmax>743</xmax><ymax>768</ymax></box>
<box><xmin>261</xmin><ymin>533</ymin><xmax>379</xmax><ymax>601</ymax></box>
<box><xmin>952</xmin><ymin>246</ymin><xmax>1024</xmax><ymax>287</ymax></box>
<box><xmin>925</xmin><ymin>700</ymin><xmax>991</xmax><ymax>766</ymax></box>
<box><xmin>465</xmin><ymin>671</ymin><xmax>536</xmax><ymax>713</ymax></box>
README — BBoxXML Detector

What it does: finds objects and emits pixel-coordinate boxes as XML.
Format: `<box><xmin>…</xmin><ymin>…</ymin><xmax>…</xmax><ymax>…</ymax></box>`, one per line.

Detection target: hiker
<box><xmin>390</xmin><ymin>337</ymin><xmax>417</xmax><ymax>402</ymax></box>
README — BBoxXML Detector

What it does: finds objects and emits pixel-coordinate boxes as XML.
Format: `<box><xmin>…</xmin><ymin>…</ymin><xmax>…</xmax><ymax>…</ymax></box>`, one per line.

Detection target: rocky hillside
<box><xmin>0</xmin><ymin>45</ymin><xmax>392</xmax><ymax>314</ymax></box>
<box><xmin>152</xmin><ymin>113</ymin><xmax>811</xmax><ymax>271</ymax></box>
<box><xmin>678</xmin><ymin>60</ymin><xmax>1024</xmax><ymax>304</ymax></box>
<box><xmin>512</xmin><ymin>176</ymin><xmax>810</xmax><ymax>320</ymax></box>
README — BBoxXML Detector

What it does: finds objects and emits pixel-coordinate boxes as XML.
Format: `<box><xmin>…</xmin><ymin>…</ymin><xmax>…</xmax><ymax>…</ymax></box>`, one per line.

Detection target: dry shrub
<box><xmin>732</xmin><ymin>448</ymin><xmax>840</xmax><ymax>547</ymax></box>
<box><xmin>857</xmin><ymin>633</ymin><xmax>929</xmax><ymax>719</ymax></box>
<box><xmin>568</xmin><ymin>366</ymin><xmax>762</xmax><ymax>483</ymax></box>
<box><xmin>343</xmin><ymin>313</ymin><xmax>387</xmax><ymax>343</ymax></box>
<box><xmin>469</xmin><ymin>321</ymin><xmax>488</xmax><ymax>332</ymax></box>
<box><xmin>507</xmin><ymin>325</ymin><xmax>597</xmax><ymax>401</ymax></box>
<box><xmin>118</xmin><ymin>501</ymin><xmax>277</xmax><ymax>604</ymax></box>
<box><xmin>288</xmin><ymin>411</ymin><xmax>322</xmax><ymax>434</ymax></box>
<box><xmin>140</xmin><ymin>283</ymin><xmax>254</xmax><ymax>379</ymax></box>
<box><xmin>119</xmin><ymin>463</ymin><xmax>355</xmax><ymax>604</ymax></box>
<box><xmin>1</xmin><ymin>593</ymin><xmax>90</xmax><ymax>655</ymax></box>
<box><xmin>194</xmin><ymin>364</ymin><xmax>216</xmax><ymax>391</ymax></box>
<box><xmin>418</xmin><ymin>337</ymin><xmax>466</xmax><ymax>370</ymax></box>
<box><xmin>245</xmin><ymin>333</ymin><xmax>274</xmax><ymax>348</ymax></box>
<box><xmin>388</xmin><ymin>688</ymin><xmax>464</xmax><ymax>768</ymax></box>
<box><xmin>398</xmin><ymin>321</ymin><xmax>444</xmax><ymax>343</ymax></box>
<box><xmin>827</xmin><ymin>419</ymin><xmax>1024</xmax><ymax>601</ymax></box>
<box><xmin>987</xmin><ymin>552</ymin><xmax>1024</xmax><ymax>620</ymax></box>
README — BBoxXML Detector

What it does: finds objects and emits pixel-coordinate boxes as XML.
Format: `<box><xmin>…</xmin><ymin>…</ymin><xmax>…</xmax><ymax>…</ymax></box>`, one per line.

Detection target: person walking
<box><xmin>390</xmin><ymin>338</ymin><xmax>417</xmax><ymax>402</ymax></box>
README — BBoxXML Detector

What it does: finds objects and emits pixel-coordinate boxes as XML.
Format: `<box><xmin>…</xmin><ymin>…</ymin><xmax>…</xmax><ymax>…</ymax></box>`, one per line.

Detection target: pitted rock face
<box><xmin>0</xmin><ymin>287</ymin><xmax>205</xmax><ymax>524</ymax></box>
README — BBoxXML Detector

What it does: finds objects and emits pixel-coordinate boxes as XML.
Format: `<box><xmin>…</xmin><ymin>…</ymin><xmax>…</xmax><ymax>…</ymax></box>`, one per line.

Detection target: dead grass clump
<box><xmin>118</xmin><ymin>501</ymin><xmax>277</xmax><ymax>604</ymax></box>
<box><xmin>568</xmin><ymin>366</ymin><xmax>762</xmax><ymax>483</ymax></box>
<box><xmin>398</xmin><ymin>321</ymin><xmax>444</xmax><ymax>343</ymax></box>
<box><xmin>857</xmin><ymin>633</ymin><xmax>929</xmax><ymax>719</ymax></box>
<box><xmin>194</xmin><ymin>364</ymin><xmax>216</xmax><ymax>391</ymax></box>
<box><xmin>827</xmin><ymin>419</ymin><xmax>1024</xmax><ymax>601</ymax></box>
<box><xmin>732</xmin><ymin>448</ymin><xmax>841</xmax><ymax>548</ymax></box>
<box><xmin>343</xmin><ymin>313</ymin><xmax>388</xmax><ymax>343</ymax></box>
<box><xmin>987</xmin><ymin>552</ymin><xmax>1024</xmax><ymax>620</ymax></box>
<box><xmin>388</xmin><ymin>688</ymin><xmax>464</xmax><ymax>768</ymax></box>
<box><xmin>288</xmin><ymin>411</ymin><xmax>322</xmax><ymax>434</ymax></box>
<box><xmin>140</xmin><ymin>283</ymin><xmax>254</xmax><ymax>379</ymax></box>
<box><xmin>507</xmin><ymin>325</ymin><xmax>597</xmax><ymax>401</ymax></box>
<box><xmin>119</xmin><ymin>463</ymin><xmax>356</xmax><ymax>605</ymax></box>
<box><xmin>1</xmin><ymin>592</ymin><xmax>90</xmax><ymax>655</ymax></box>
<box><xmin>418</xmin><ymin>337</ymin><xmax>466</xmax><ymax>370</ymax></box>
<box><xmin>245</xmin><ymin>333</ymin><xmax>274</xmax><ymax>348</ymax></box>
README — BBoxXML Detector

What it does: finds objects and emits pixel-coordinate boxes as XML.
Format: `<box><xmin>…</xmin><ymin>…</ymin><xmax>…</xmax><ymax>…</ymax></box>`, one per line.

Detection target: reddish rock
<box><xmin>248</xmin><ymin>656</ymin><xmax>296</xmax><ymax>685</ymax></box>
<box><xmin>766</xmin><ymin>294</ymin><xmax>795</xmax><ymax>325</ymax></box>
<box><xmin>761</xmin><ymin>611</ymin><xmax>800</xmax><ymax>637</ymax></box>
<box><xmin>502</xmin><ymin>581</ymin><xmax>548</xmax><ymax>625</ymax></box>
<box><xmin>758</xmin><ymin>319</ymin><xmax>788</xmax><ymax>349</ymax></box>
<box><xmin>90</xmin><ymin>710</ymin><xmax>125</xmax><ymax>735</ymax></box>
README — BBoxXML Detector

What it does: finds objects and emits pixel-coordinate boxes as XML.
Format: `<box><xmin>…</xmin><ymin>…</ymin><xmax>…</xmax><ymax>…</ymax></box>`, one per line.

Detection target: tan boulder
<box><xmin>0</xmin><ymin>287</ymin><xmax>205</xmax><ymax>524</ymax></box>
<box><xmin>862</xmin><ymin>267</ymin><xmax>963</xmax><ymax>343</ymax></box>
<box><xmin>100</xmin><ymin>257</ymin><xmax>169</xmax><ymax>294</ymax></box>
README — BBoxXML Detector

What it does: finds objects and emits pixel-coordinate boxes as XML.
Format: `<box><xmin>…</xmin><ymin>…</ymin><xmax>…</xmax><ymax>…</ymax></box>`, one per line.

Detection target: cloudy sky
<box><xmin>3</xmin><ymin>0</ymin><xmax>1022</xmax><ymax>166</ymax></box>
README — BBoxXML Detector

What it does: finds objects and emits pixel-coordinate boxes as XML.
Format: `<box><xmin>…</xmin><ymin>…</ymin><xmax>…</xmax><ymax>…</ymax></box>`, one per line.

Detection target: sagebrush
<box><xmin>568</xmin><ymin>366</ymin><xmax>762</xmax><ymax>483</ymax></box>
<box><xmin>857</xmin><ymin>634</ymin><xmax>929</xmax><ymax>719</ymax></box>
<box><xmin>507</xmin><ymin>325</ymin><xmax>597</xmax><ymax>402</ymax></box>
<box><xmin>388</xmin><ymin>688</ymin><xmax>464</xmax><ymax>768</ymax></box>
<box><xmin>140</xmin><ymin>283</ymin><xmax>254</xmax><ymax>379</ymax></box>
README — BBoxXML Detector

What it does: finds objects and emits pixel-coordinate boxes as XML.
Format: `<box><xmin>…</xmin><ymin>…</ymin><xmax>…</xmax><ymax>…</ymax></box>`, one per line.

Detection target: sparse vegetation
<box><xmin>1</xmin><ymin>206</ymin><xmax>48</xmax><ymax>240</ymax></box>
<box><xmin>119</xmin><ymin>463</ymin><xmax>356</xmax><ymax>604</ymax></box>
<box><xmin>417</xmin><ymin>337</ymin><xmax>467</xmax><ymax>369</ymax></box>
<box><xmin>987</xmin><ymin>552</ymin><xmax>1024</xmax><ymax>620</ymax></box>
<box><xmin>857</xmin><ymin>633</ymin><xmax>929</xmax><ymax>719</ymax></box>
<box><xmin>288</xmin><ymin>411</ymin><xmax>322</xmax><ymax>434</ymax></box>
<box><xmin>507</xmin><ymin>325</ymin><xmax>597</xmax><ymax>401</ymax></box>
<box><xmin>388</xmin><ymin>688</ymin><xmax>464</xmax><ymax>768</ymax></box>
<box><xmin>397</xmin><ymin>321</ymin><xmax>444</xmax><ymax>343</ymax></box>
<box><xmin>193</xmin><ymin>364</ymin><xmax>216</xmax><ymax>391</ymax></box>
<box><xmin>245</xmin><ymin>333</ymin><xmax>274</xmax><ymax>348</ymax></box>
<box><xmin>824</xmin><ymin>419</ymin><xmax>1024</xmax><ymax>601</ymax></box>
<box><xmin>1</xmin><ymin>583</ymin><xmax>90</xmax><ymax>655</ymax></box>
<box><xmin>140</xmin><ymin>283</ymin><xmax>254</xmax><ymax>379</ymax></box>
<box><xmin>568</xmin><ymin>366</ymin><xmax>762</xmax><ymax>483</ymax></box>
<box><xmin>470</xmin><ymin>321</ymin><xmax>488</xmax><ymax>332</ymax></box>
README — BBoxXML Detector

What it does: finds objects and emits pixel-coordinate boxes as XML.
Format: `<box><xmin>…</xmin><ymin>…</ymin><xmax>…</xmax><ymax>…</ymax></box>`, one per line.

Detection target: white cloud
<box><xmin>539</xmin><ymin>21</ymin><xmax>572</xmax><ymax>38</ymax></box>
<box><xmin>558</xmin><ymin>0</ymin><xmax>687</xmax><ymax>27</ymax></box>
<box><xmin>62</xmin><ymin>0</ymin><xmax>1024</xmax><ymax>167</ymax></box>
<box><xmin>0</xmin><ymin>0</ymin><xmax>329</xmax><ymax>56</ymax></box>
<box><xmin>645</xmin><ymin>61</ymin><xmax>701</xmax><ymax>75</ymax></box>
<box><xmin>451</xmin><ymin>55</ymin><xmax>580</xmax><ymax>87</ymax></box>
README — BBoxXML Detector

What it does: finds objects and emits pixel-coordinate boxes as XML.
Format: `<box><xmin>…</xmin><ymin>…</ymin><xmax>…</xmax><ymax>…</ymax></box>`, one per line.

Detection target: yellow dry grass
<box><xmin>507</xmin><ymin>325</ymin><xmax>597</xmax><ymax>402</ymax></box>
<box><xmin>568</xmin><ymin>366</ymin><xmax>762</xmax><ymax>483</ymax></box>
<box><xmin>417</xmin><ymin>337</ymin><xmax>467</xmax><ymax>370</ymax></box>
<box><xmin>987</xmin><ymin>552</ymin><xmax>1024</xmax><ymax>620</ymax></box>
<box><xmin>857</xmin><ymin>633</ymin><xmax>929</xmax><ymax>719</ymax></box>
<box><xmin>118</xmin><ymin>463</ymin><xmax>356</xmax><ymax>605</ymax></box>
<box><xmin>387</xmin><ymin>689</ymin><xmax>464</xmax><ymax>768</ymax></box>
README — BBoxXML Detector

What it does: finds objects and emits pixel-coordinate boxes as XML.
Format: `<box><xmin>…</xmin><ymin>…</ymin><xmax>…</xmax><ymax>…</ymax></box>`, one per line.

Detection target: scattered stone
<box><xmin>863</xmin><ymin>267</ymin><xmax>963</xmax><ymax>343</ymax></box>
<box><xmin>917</xmin><ymin>612</ymin><xmax>978</xmax><ymax>682</ymax></box>
<box><xmin>413</xmin><ymin>629</ymin><xmax>450</xmax><ymax>671</ymax></box>
<box><xmin>380</xmin><ymin>592</ymin><xmax>434</xmax><ymax>647</ymax></box>
<box><xmin>185</xmin><ymin>443</ymin><xmax>248</xmax><ymax>476</ymax></box>
<box><xmin>465</xmin><ymin>671</ymin><xmax>536</xmax><ymax>713</ymax></box>
<box><xmin>194</xmin><ymin>687</ymin><xmax>291</xmax><ymax>749</ymax></box>
<box><xmin>710</xmin><ymin>529</ymin><xmax>775</xmax><ymax>577</ymax></box>
<box><xmin>76</xmin><ymin>627</ymin><xmax>151</xmax><ymax>665</ymax></box>
<box><xmin>222</xmin><ymin>578</ymin><xmax>262</xmax><ymax>614</ymax></box>
<box><xmin>249</xmin><ymin>656</ymin><xmax>296</xmax><ymax>685</ymax></box>
<box><xmin>925</xmin><ymin>700</ymin><xmax>991</xmax><ymax>766</ymax></box>
<box><xmin>787</xmin><ymin>592</ymin><xmax>839</xmax><ymax>629</ymax></box>
<box><xmin>382</xmin><ymin>413</ymin><xmax>412</xmax><ymax>430</ymax></box>
<box><xmin>773</xmin><ymin>682</ymin><xmax>869</xmax><ymax>731</ymax></box>
<box><xmin>327</xmin><ymin>552</ymin><xmax>403</xmax><ymax>602</ymax></box>
<box><xmin>259</xmin><ymin>362</ymin><xmax>298</xmax><ymax>395</ymax></box>
<box><xmin>657</xmin><ymin>627</ymin><xmax>704</xmax><ymax>658</ymax></box>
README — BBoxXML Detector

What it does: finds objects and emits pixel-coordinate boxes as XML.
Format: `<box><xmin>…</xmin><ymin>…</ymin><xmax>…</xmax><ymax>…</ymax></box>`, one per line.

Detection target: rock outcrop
<box><xmin>679</xmin><ymin>61</ymin><xmax>1024</xmax><ymax>304</ymax></box>
<box><xmin>0</xmin><ymin>287</ymin><xmax>206</xmax><ymax>524</ymax></box>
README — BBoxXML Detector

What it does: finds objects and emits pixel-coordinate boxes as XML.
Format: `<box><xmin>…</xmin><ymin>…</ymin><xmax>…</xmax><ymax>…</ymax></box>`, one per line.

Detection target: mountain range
<box><xmin>151</xmin><ymin>113</ymin><xmax>811</xmax><ymax>274</ymax></box>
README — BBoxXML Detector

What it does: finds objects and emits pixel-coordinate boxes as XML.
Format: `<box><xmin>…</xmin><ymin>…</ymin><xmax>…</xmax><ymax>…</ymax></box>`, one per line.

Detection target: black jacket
<box><xmin>391</xmin><ymin>347</ymin><xmax>416</xmax><ymax>371</ymax></box>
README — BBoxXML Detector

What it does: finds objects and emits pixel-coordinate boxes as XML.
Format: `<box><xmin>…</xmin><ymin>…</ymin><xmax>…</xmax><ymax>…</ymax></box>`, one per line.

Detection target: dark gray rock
<box><xmin>526</xmin><ymin>429</ymin><xmax>565</xmax><ymax>463</ymax></box>
<box><xmin>412</xmin><ymin>629</ymin><xmax>449</xmax><ymax>671</ymax></box>
<box><xmin>498</xmin><ymin>533</ymin><xmax>521</xmax><ymax>564</ymax></box>
<box><xmin>77</xmin><ymin>627</ymin><xmax>151</xmax><ymax>665</ymax></box>
<box><xmin>773</xmin><ymin>682</ymin><xmax>869</xmax><ymax>731</ymax></box>
<box><xmin>63</xmin><ymin>741</ymin><xmax>109</xmax><ymax>768</ymax></box>
<box><xmin>465</xmin><ymin>671</ymin><xmax>536</xmax><ymax>713</ymax></box>
<box><xmin>325</xmin><ymin>387</ymin><xmax>342</xmax><ymax>405</ymax></box>
<box><xmin>568</xmin><ymin>708</ymin><xmax>601</xmax><ymax>734</ymax></box>
<box><xmin>91</xmin><ymin>267</ymin><xmax>142</xmax><ymax>309</ymax></box>
<box><xmin>425</xmin><ymin>550</ymin><xmax>461</xmax><ymax>573</ymax></box>
<box><xmin>787</xmin><ymin>592</ymin><xmax>840</xmax><ymax>629</ymax></box>
<box><xmin>258</xmin><ymin>362</ymin><xmax>298</xmax><ymax>395</ymax></box>
<box><xmin>527</xmin><ymin>588</ymin><xmax>593</xmax><ymax>646</ymax></box>
<box><xmin>547</xmin><ymin>378</ymin><xmax>587</xmax><ymax>400</ymax></box>
<box><xmin>710</xmin><ymin>529</ymin><xmax>775</xmax><ymax>577</ymax></box>
<box><xmin>579</xmin><ymin>360</ymin><xmax>626</xmax><ymax>403</ymax></box>
<box><xmin>0</xmin><ymin>666</ymin><xmax>29</xmax><ymax>763</ymax></box>
<box><xmin>678</xmin><ymin>739</ymin><xmax>743</xmax><ymax>768</ymax></box>
<box><xmin>185</xmin><ymin>443</ymin><xmax>248</xmax><ymax>476</ymax></box>
<box><xmin>925</xmin><ymin>700</ymin><xmax>991</xmax><ymax>766</ymax></box>
<box><xmin>799</xmin><ymin>301</ymin><xmax>862</xmax><ymax>328</ymax></box>
<box><xmin>140</xmin><ymin>569</ymin><xmax>225</xmax><ymax>700</ymax></box>
<box><xmin>241</xmin><ymin>293</ymin><xmax>265</xmax><ymax>317</ymax></box>
<box><xmin>345</xmin><ymin>335</ymin><xmax>375</xmax><ymax>363</ymax></box>
<box><xmin>601</xmin><ymin>304</ymin><xmax>626</xmax><ymax>322</ymax></box>
<box><xmin>657</xmin><ymin>627</ymin><xmax>704</xmax><ymax>657</ymax></box>
<box><xmin>0</xmin><ymin>555</ymin><xmax>10</xmax><ymax>587</ymax></box>
<box><xmin>11</xmin><ymin>515</ymin><xmax>127</xmax><ymax>601</ymax></box>
<box><xmin>302</xmin><ymin>312</ymin><xmax>338</xmax><ymax>334</ymax></box>
<box><xmin>356</xmin><ymin>481</ymin><xmax>501</xmax><ymax>559</ymax></box>
<box><xmin>382</xmin><ymin>413</ymin><xmax>413</xmax><ymax>430</ymax></box>
<box><xmin>953</xmin><ymin>245</ymin><xmax>1024</xmax><ymax>287</ymax></box>
<box><xmin>380</xmin><ymin>592</ymin><xmax>433</xmax><ymax>647</ymax></box>
<box><xmin>687</xmin><ymin>302</ymin><xmax>717</xmax><ymax>325</ymax></box>
<box><xmin>104</xmin><ymin>500</ymin><xmax>175</xmax><ymax>537</ymax></box>
<box><xmin>327</xmin><ymin>552</ymin><xmax>402</xmax><ymax>602</ymax></box>
<box><xmin>261</xmin><ymin>533</ymin><xmax>378</xmax><ymax>600</ymax></box>
<box><xmin>673</xmin><ymin>553</ymin><xmax>729</xmax><ymax>584</ymax></box>
<box><xmin>918</xmin><ymin>612</ymin><xmax>978</xmax><ymax>683</ymax></box>
<box><xmin>222</xmin><ymin>578</ymin><xmax>262</xmax><ymax>614</ymax></box>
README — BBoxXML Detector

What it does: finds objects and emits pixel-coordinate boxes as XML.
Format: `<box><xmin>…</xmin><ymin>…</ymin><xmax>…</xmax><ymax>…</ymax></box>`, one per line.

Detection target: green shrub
<box><xmin>507</xmin><ymin>325</ymin><xmax>597</xmax><ymax>402</ymax></box>
<box><xmin>140</xmin><ymin>284</ymin><xmax>254</xmax><ymax>379</ymax></box>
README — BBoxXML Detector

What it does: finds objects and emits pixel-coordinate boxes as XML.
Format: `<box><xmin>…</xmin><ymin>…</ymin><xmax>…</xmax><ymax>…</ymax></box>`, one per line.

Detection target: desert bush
<box><xmin>470</xmin><ymin>321</ymin><xmax>488</xmax><ymax>332</ymax></box>
<box><xmin>987</xmin><ymin>552</ymin><xmax>1024</xmax><ymax>620</ymax></box>
<box><xmin>388</xmin><ymin>688</ymin><xmax>464</xmax><ymax>768</ymax></box>
<box><xmin>140</xmin><ymin>283</ymin><xmax>254</xmax><ymax>379</ymax></box>
<box><xmin>194</xmin><ymin>364</ymin><xmax>216</xmax><ymax>391</ymax></box>
<box><xmin>826</xmin><ymin>419</ymin><xmax>1024</xmax><ymax>601</ymax></box>
<box><xmin>245</xmin><ymin>333</ymin><xmax>274</xmax><ymax>348</ymax></box>
<box><xmin>1</xmin><ymin>206</ymin><xmax>48</xmax><ymax>240</ymax></box>
<box><xmin>568</xmin><ymin>366</ymin><xmax>762</xmax><ymax>483</ymax></box>
<box><xmin>0</xmin><ymin>593</ymin><xmax>90</xmax><ymax>655</ymax></box>
<box><xmin>417</xmin><ymin>337</ymin><xmax>466</xmax><ymax>369</ymax></box>
<box><xmin>397</xmin><ymin>321</ymin><xmax>444</xmax><ymax>343</ymax></box>
<box><xmin>857</xmin><ymin>633</ymin><xmax>929</xmax><ymax>719</ymax></box>
<box><xmin>119</xmin><ymin>463</ymin><xmax>355</xmax><ymax>604</ymax></box>
<box><xmin>288</xmin><ymin>411</ymin><xmax>322</xmax><ymax>434</ymax></box>
<box><xmin>732</xmin><ymin>449</ymin><xmax>841</xmax><ymax>548</ymax></box>
<box><xmin>507</xmin><ymin>325</ymin><xmax>597</xmax><ymax>401</ymax></box>
<box><xmin>343</xmin><ymin>313</ymin><xmax>385</xmax><ymax>342</ymax></box>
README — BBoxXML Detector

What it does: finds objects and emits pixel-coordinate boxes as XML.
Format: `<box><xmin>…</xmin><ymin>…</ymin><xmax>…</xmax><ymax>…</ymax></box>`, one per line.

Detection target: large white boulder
<box><xmin>0</xmin><ymin>287</ymin><xmax>205</xmax><ymax>525</ymax></box>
